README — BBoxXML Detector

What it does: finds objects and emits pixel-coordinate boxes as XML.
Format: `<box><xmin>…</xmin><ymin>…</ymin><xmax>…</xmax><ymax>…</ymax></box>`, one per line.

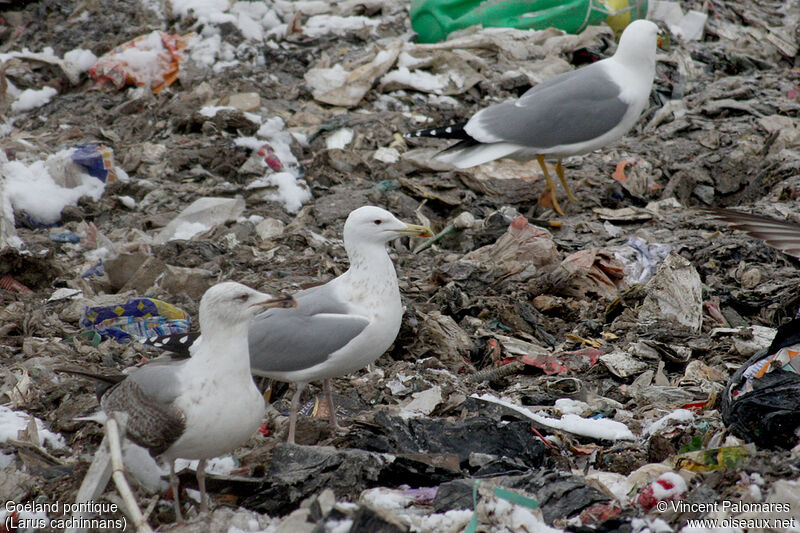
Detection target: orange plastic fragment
<box><xmin>612</xmin><ymin>160</ymin><xmax>631</xmax><ymax>181</ymax></box>
<box><xmin>90</xmin><ymin>31</ymin><xmax>190</xmax><ymax>94</ymax></box>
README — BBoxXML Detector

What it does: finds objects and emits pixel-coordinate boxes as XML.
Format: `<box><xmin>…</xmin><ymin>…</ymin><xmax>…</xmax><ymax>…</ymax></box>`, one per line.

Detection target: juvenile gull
<box><xmin>406</xmin><ymin>19</ymin><xmax>660</xmax><ymax>215</ymax></box>
<box><xmin>63</xmin><ymin>282</ymin><xmax>295</xmax><ymax>520</ymax></box>
<box><xmin>149</xmin><ymin>206</ymin><xmax>432</xmax><ymax>444</ymax></box>
<box><xmin>701</xmin><ymin>207</ymin><xmax>800</xmax><ymax>258</ymax></box>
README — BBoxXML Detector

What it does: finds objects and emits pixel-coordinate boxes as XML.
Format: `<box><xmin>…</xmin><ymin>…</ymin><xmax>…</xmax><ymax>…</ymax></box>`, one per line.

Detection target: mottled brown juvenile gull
<box><xmin>63</xmin><ymin>282</ymin><xmax>295</xmax><ymax>521</ymax></box>
<box><xmin>148</xmin><ymin>206</ymin><xmax>432</xmax><ymax>444</ymax></box>
<box><xmin>701</xmin><ymin>207</ymin><xmax>800</xmax><ymax>258</ymax></box>
<box><xmin>406</xmin><ymin>19</ymin><xmax>660</xmax><ymax>215</ymax></box>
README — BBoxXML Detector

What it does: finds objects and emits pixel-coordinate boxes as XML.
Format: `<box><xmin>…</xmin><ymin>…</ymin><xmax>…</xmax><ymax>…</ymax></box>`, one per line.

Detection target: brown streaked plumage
<box><xmin>700</xmin><ymin>207</ymin><xmax>800</xmax><ymax>259</ymax></box>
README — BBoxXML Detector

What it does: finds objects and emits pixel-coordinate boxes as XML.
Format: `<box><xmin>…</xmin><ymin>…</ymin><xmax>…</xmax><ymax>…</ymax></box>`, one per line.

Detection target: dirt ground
<box><xmin>2</xmin><ymin>0</ymin><xmax>800</xmax><ymax>531</ymax></box>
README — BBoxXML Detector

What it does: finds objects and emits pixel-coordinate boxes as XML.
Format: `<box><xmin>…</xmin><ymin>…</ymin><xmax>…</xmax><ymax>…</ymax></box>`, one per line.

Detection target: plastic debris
<box><xmin>722</xmin><ymin>318</ymin><xmax>800</xmax><ymax>449</ymax></box>
<box><xmin>90</xmin><ymin>31</ymin><xmax>188</xmax><ymax>93</ymax></box>
<box><xmin>154</xmin><ymin>197</ymin><xmax>245</xmax><ymax>244</ymax></box>
<box><xmin>636</xmin><ymin>252</ymin><xmax>703</xmax><ymax>333</ymax></box>
<box><xmin>613</xmin><ymin>237</ymin><xmax>672</xmax><ymax>284</ymax></box>
<box><xmin>79</xmin><ymin>297</ymin><xmax>190</xmax><ymax>343</ymax></box>
<box><xmin>460</xmin><ymin>215</ymin><xmax>561</xmax><ymax>282</ymax></box>
<box><xmin>551</xmin><ymin>248</ymin><xmax>626</xmax><ymax>301</ymax></box>
<box><xmin>650</xmin><ymin>1</ymin><xmax>708</xmax><ymax>41</ymax></box>
<box><xmin>600</xmin><ymin>350</ymin><xmax>648</xmax><ymax>378</ymax></box>
<box><xmin>521</xmin><ymin>347</ymin><xmax>600</xmax><ymax>375</ymax></box>
<box><xmin>414</xmin><ymin>211</ymin><xmax>476</xmax><ymax>254</ymax></box>
<box><xmin>2</xmin><ymin>146</ymin><xmax>119</xmax><ymax>226</ymax></box>
<box><xmin>304</xmin><ymin>41</ymin><xmax>403</xmax><ymax>107</ymax></box>
<box><xmin>635</xmin><ymin>471</ymin><xmax>686</xmax><ymax>511</ymax></box>
<box><xmin>49</xmin><ymin>231</ymin><xmax>82</xmax><ymax>244</ymax></box>
<box><xmin>0</xmin><ymin>274</ymin><xmax>32</xmax><ymax>293</ymax></box>
<box><xmin>325</xmin><ymin>128</ymin><xmax>354</xmax><ymax>150</ymax></box>
<box><xmin>410</xmin><ymin>0</ymin><xmax>648</xmax><ymax>43</ymax></box>
<box><xmin>69</xmin><ymin>145</ymin><xmax>118</xmax><ymax>183</ymax></box>
<box><xmin>673</xmin><ymin>444</ymin><xmax>755</xmax><ymax>472</ymax></box>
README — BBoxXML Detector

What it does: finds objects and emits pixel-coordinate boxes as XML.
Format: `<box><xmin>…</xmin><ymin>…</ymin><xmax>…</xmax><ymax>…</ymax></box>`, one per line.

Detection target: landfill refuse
<box><xmin>0</xmin><ymin>274</ymin><xmax>32</xmax><ymax>293</ymax></box>
<box><xmin>305</xmin><ymin>41</ymin><xmax>403</xmax><ymax>108</ymax></box>
<box><xmin>722</xmin><ymin>317</ymin><xmax>800</xmax><ymax>449</ymax></box>
<box><xmin>649</xmin><ymin>0</ymin><xmax>708</xmax><ymax>41</ymax></box>
<box><xmin>154</xmin><ymin>196</ymin><xmax>246</xmax><ymax>244</ymax></box>
<box><xmin>90</xmin><ymin>31</ymin><xmax>188</xmax><ymax>93</ymax></box>
<box><xmin>410</xmin><ymin>0</ymin><xmax>648</xmax><ymax>43</ymax></box>
<box><xmin>2</xmin><ymin>146</ymin><xmax>120</xmax><ymax>226</ymax></box>
<box><xmin>3</xmin><ymin>0</ymin><xmax>800</xmax><ymax>530</ymax></box>
<box><xmin>79</xmin><ymin>297</ymin><xmax>190</xmax><ymax>343</ymax></box>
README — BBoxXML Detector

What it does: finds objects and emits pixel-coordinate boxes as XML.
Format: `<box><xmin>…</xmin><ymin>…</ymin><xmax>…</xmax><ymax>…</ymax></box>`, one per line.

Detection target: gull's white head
<box><xmin>342</xmin><ymin>206</ymin><xmax>432</xmax><ymax>249</ymax></box>
<box><xmin>199</xmin><ymin>281</ymin><xmax>295</xmax><ymax>331</ymax></box>
<box><xmin>613</xmin><ymin>19</ymin><xmax>659</xmax><ymax>66</ymax></box>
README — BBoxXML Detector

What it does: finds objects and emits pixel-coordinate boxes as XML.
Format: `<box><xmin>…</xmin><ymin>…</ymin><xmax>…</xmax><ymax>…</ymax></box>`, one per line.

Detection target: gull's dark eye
<box><xmin>236</xmin><ymin>294</ymin><xmax>249</xmax><ymax>302</ymax></box>
<box><xmin>373</xmin><ymin>219</ymin><xmax>382</xmax><ymax>225</ymax></box>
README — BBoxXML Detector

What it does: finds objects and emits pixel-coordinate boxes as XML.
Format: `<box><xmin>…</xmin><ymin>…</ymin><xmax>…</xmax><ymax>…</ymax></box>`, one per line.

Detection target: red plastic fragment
<box><xmin>636</xmin><ymin>476</ymin><xmax>685</xmax><ymax>510</ymax></box>
<box><xmin>520</xmin><ymin>347</ymin><xmax>600</xmax><ymax>375</ymax></box>
<box><xmin>529</xmin><ymin>425</ymin><xmax>557</xmax><ymax>450</ymax></box>
<box><xmin>680</xmin><ymin>400</ymin><xmax>709</xmax><ymax>413</ymax></box>
<box><xmin>257</xmin><ymin>144</ymin><xmax>283</xmax><ymax>172</ymax></box>
<box><xmin>579</xmin><ymin>502</ymin><xmax>623</xmax><ymax>524</ymax></box>
<box><xmin>0</xmin><ymin>274</ymin><xmax>32</xmax><ymax>293</ymax></box>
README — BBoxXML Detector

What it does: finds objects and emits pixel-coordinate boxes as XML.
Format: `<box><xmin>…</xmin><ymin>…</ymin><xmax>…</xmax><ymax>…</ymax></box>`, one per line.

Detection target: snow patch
<box><xmin>11</xmin><ymin>86</ymin><xmax>58</xmax><ymax>113</ymax></box>
<box><xmin>643</xmin><ymin>409</ymin><xmax>694</xmax><ymax>436</ymax></box>
<box><xmin>171</xmin><ymin>221</ymin><xmax>210</xmax><ymax>241</ymax></box>
<box><xmin>258</xmin><ymin>171</ymin><xmax>311</xmax><ymax>214</ymax></box>
<box><xmin>171</xmin><ymin>0</ymin><xmax>235</xmax><ymax>24</ymax></box>
<box><xmin>3</xmin><ymin>149</ymin><xmax>107</xmax><ymax>226</ymax></box>
<box><xmin>473</xmin><ymin>394</ymin><xmax>635</xmax><ymax>441</ymax></box>
<box><xmin>63</xmin><ymin>48</ymin><xmax>98</xmax><ymax>73</ymax></box>
<box><xmin>302</xmin><ymin>15</ymin><xmax>380</xmax><ymax>38</ymax></box>
<box><xmin>554</xmin><ymin>398</ymin><xmax>590</xmax><ymax>415</ymax></box>
<box><xmin>175</xmin><ymin>455</ymin><xmax>238</xmax><ymax>475</ymax></box>
<box><xmin>381</xmin><ymin>67</ymin><xmax>446</xmax><ymax>93</ymax></box>
<box><xmin>0</xmin><ymin>405</ymin><xmax>67</xmax><ymax>449</ymax></box>
<box><xmin>236</xmin><ymin>118</ymin><xmax>311</xmax><ymax>213</ymax></box>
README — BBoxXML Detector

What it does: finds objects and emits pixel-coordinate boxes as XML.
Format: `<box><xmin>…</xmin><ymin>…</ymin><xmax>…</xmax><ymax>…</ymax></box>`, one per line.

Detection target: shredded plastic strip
<box><xmin>464</xmin><ymin>480</ymin><xmax>540</xmax><ymax>533</ymax></box>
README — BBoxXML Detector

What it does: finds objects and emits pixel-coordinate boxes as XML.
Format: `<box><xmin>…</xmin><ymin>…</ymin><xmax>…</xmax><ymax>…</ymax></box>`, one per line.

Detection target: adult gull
<box><xmin>62</xmin><ymin>282</ymin><xmax>295</xmax><ymax>520</ymax></box>
<box><xmin>406</xmin><ymin>19</ymin><xmax>660</xmax><ymax>215</ymax></box>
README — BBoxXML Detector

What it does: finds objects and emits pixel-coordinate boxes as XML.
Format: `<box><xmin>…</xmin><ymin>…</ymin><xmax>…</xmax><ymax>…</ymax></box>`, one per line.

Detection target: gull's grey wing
<box><xmin>467</xmin><ymin>62</ymin><xmax>629</xmax><ymax>148</ymax></box>
<box><xmin>701</xmin><ymin>208</ymin><xmax>800</xmax><ymax>259</ymax></box>
<box><xmin>248</xmin><ymin>283</ymin><xmax>369</xmax><ymax>374</ymax></box>
<box><xmin>101</xmin><ymin>364</ymin><xmax>186</xmax><ymax>456</ymax></box>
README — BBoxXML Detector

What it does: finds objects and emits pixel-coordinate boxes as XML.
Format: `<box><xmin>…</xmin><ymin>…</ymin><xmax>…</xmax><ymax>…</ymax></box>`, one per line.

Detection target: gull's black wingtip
<box><xmin>404</xmin><ymin>122</ymin><xmax>471</xmax><ymax>140</ymax></box>
<box><xmin>142</xmin><ymin>332</ymin><xmax>200</xmax><ymax>357</ymax></box>
<box><xmin>55</xmin><ymin>367</ymin><xmax>127</xmax><ymax>401</ymax></box>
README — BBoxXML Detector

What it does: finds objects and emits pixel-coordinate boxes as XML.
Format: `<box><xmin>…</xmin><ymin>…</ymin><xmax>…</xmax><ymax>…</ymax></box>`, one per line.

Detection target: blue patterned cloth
<box><xmin>81</xmin><ymin>298</ymin><xmax>190</xmax><ymax>343</ymax></box>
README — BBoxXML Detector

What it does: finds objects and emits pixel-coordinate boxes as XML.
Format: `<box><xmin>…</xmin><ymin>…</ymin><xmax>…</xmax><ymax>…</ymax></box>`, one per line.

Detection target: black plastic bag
<box><xmin>721</xmin><ymin>317</ymin><xmax>800</xmax><ymax>449</ymax></box>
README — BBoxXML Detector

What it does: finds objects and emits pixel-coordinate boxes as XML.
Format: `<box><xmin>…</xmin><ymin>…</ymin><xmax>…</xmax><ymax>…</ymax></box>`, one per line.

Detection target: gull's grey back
<box><xmin>470</xmin><ymin>63</ymin><xmax>629</xmax><ymax>148</ymax></box>
<box><xmin>248</xmin><ymin>283</ymin><xmax>370</xmax><ymax>374</ymax></box>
